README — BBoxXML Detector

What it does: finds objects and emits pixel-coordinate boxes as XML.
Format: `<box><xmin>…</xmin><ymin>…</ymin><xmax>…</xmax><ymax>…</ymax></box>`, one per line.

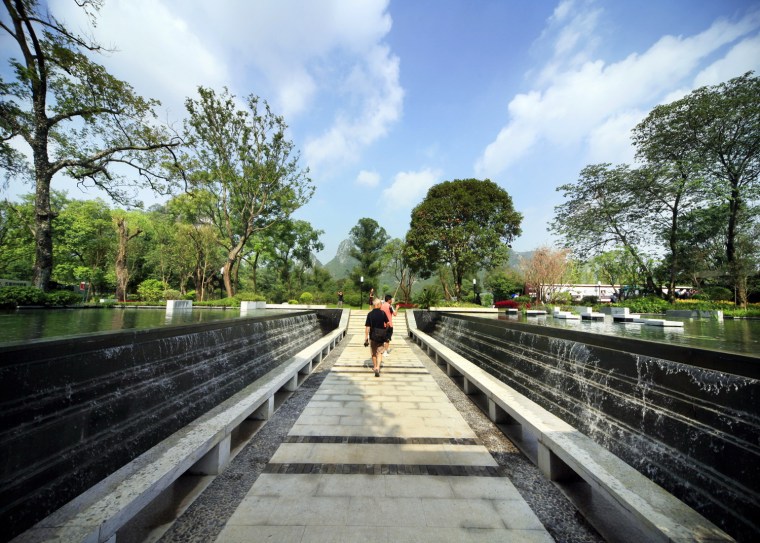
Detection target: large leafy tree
<box><xmin>52</xmin><ymin>196</ymin><xmax>114</xmax><ymax>294</ymax></box>
<box><xmin>633</xmin><ymin>72</ymin><xmax>760</xmax><ymax>306</ymax></box>
<box><xmin>0</xmin><ymin>0</ymin><xmax>180</xmax><ymax>290</ymax></box>
<box><xmin>551</xmin><ymin>164</ymin><xmax>661</xmax><ymax>294</ymax></box>
<box><xmin>265</xmin><ymin>219</ymin><xmax>324</xmax><ymax>299</ymax></box>
<box><xmin>405</xmin><ymin>178</ymin><xmax>522</xmax><ymax>299</ymax></box>
<box><xmin>348</xmin><ymin>217</ymin><xmax>389</xmax><ymax>293</ymax></box>
<box><xmin>181</xmin><ymin>87</ymin><xmax>313</xmax><ymax>297</ymax></box>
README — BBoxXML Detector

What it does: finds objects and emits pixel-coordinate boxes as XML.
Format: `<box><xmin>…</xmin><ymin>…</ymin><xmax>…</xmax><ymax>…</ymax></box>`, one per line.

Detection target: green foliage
<box><xmin>619</xmin><ymin>296</ymin><xmax>670</xmax><ymax>314</ymax></box>
<box><xmin>163</xmin><ymin>289</ymin><xmax>182</xmax><ymax>300</ymax></box>
<box><xmin>415</xmin><ymin>286</ymin><xmax>442</xmax><ymax>309</ymax></box>
<box><xmin>299</xmin><ymin>291</ymin><xmax>314</xmax><ymax>304</ymax></box>
<box><xmin>548</xmin><ymin>291</ymin><xmax>572</xmax><ymax>304</ymax></box>
<box><xmin>480</xmin><ymin>293</ymin><xmax>494</xmax><ymax>307</ymax></box>
<box><xmin>485</xmin><ymin>269</ymin><xmax>523</xmax><ymax>301</ymax></box>
<box><xmin>701</xmin><ymin>286</ymin><xmax>733</xmax><ymax>301</ymax></box>
<box><xmin>234</xmin><ymin>291</ymin><xmax>266</xmax><ymax>301</ymax></box>
<box><xmin>580</xmin><ymin>295</ymin><xmax>599</xmax><ymax>305</ymax></box>
<box><xmin>137</xmin><ymin>279</ymin><xmax>165</xmax><ymax>302</ymax></box>
<box><xmin>405</xmin><ymin>179</ymin><xmax>522</xmax><ymax>299</ymax></box>
<box><xmin>45</xmin><ymin>290</ymin><xmax>82</xmax><ymax>306</ymax></box>
<box><xmin>348</xmin><ymin>218</ymin><xmax>390</xmax><ymax>290</ymax></box>
<box><xmin>514</xmin><ymin>295</ymin><xmax>532</xmax><ymax>304</ymax></box>
<box><xmin>0</xmin><ymin>286</ymin><xmax>46</xmax><ymax>308</ymax></box>
<box><xmin>288</xmin><ymin>299</ymin><xmax>299</xmax><ymax>304</ymax></box>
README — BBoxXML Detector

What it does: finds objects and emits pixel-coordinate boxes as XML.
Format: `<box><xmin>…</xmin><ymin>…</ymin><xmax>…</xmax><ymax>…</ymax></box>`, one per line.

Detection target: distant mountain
<box><xmin>323</xmin><ymin>239</ymin><xmax>358</xmax><ymax>279</ymax></box>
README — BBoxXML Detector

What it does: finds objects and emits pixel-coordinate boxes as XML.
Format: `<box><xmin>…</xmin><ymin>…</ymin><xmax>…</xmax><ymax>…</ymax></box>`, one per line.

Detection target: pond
<box><xmin>498</xmin><ymin>312</ymin><xmax>759</xmax><ymax>356</ymax></box>
<box><xmin>0</xmin><ymin>307</ymin><xmax>288</xmax><ymax>344</ymax></box>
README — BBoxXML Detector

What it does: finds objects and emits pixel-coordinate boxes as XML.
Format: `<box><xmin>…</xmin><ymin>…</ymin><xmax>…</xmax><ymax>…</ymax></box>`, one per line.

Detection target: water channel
<box><xmin>0</xmin><ymin>307</ymin><xmax>284</xmax><ymax>344</ymax></box>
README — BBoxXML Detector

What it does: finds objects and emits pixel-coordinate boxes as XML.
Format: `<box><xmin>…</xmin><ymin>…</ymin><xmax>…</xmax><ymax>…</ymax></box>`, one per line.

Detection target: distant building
<box><xmin>0</xmin><ymin>278</ymin><xmax>32</xmax><ymax>287</ymax></box>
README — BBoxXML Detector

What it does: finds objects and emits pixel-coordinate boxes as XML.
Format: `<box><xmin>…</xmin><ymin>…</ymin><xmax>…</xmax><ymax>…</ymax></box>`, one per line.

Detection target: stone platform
<box><xmin>213</xmin><ymin>311</ymin><xmax>554</xmax><ymax>542</ymax></box>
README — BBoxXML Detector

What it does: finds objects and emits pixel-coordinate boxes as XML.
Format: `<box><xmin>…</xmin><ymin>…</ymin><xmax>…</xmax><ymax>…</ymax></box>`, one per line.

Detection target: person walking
<box><xmin>380</xmin><ymin>294</ymin><xmax>397</xmax><ymax>355</ymax></box>
<box><xmin>336</xmin><ymin>290</ymin><xmax>344</xmax><ymax>307</ymax></box>
<box><xmin>368</xmin><ymin>287</ymin><xmax>375</xmax><ymax>307</ymax></box>
<box><xmin>364</xmin><ymin>298</ymin><xmax>388</xmax><ymax>377</ymax></box>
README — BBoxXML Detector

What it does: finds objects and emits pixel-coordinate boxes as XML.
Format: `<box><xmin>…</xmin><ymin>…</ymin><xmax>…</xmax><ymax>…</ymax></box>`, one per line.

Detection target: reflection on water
<box><xmin>497</xmin><ymin>313</ymin><xmax>759</xmax><ymax>355</ymax></box>
<box><xmin>0</xmin><ymin>307</ymin><xmax>284</xmax><ymax>344</ymax></box>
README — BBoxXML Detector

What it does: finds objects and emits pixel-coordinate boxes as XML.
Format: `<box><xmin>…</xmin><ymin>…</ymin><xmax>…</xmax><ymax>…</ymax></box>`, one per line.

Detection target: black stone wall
<box><xmin>417</xmin><ymin>311</ymin><xmax>760</xmax><ymax>542</ymax></box>
<box><xmin>0</xmin><ymin>310</ymin><xmax>336</xmax><ymax>541</ymax></box>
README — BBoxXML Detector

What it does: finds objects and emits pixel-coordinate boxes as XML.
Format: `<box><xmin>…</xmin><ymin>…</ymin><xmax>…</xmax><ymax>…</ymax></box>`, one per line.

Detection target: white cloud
<box><xmin>356</xmin><ymin>170</ymin><xmax>381</xmax><ymax>187</ymax></box>
<box><xmin>475</xmin><ymin>7</ymin><xmax>760</xmax><ymax>179</ymax></box>
<box><xmin>693</xmin><ymin>32</ymin><xmax>760</xmax><ymax>87</ymax></box>
<box><xmin>49</xmin><ymin>0</ymin><xmax>229</xmax><ymax>120</ymax></box>
<box><xmin>382</xmin><ymin>168</ymin><xmax>441</xmax><ymax>208</ymax></box>
<box><xmin>304</xmin><ymin>44</ymin><xmax>404</xmax><ymax>172</ymax></box>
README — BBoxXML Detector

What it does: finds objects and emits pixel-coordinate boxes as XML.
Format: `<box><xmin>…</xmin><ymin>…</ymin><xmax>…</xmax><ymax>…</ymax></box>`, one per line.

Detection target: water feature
<box><xmin>497</xmin><ymin>311</ymin><xmax>759</xmax><ymax>355</ymax></box>
<box><xmin>0</xmin><ymin>309</ymin><xmax>341</xmax><ymax>541</ymax></box>
<box><xmin>417</xmin><ymin>310</ymin><xmax>759</xmax><ymax>541</ymax></box>
<box><xmin>0</xmin><ymin>307</ymin><xmax>286</xmax><ymax>344</ymax></box>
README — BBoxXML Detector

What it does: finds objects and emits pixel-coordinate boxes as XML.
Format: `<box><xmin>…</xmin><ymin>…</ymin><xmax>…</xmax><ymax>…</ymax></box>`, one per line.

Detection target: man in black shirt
<box><xmin>364</xmin><ymin>298</ymin><xmax>389</xmax><ymax>377</ymax></box>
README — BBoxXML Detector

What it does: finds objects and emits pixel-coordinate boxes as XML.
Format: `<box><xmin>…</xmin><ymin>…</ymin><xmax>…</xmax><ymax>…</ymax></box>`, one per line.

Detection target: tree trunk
<box><xmin>114</xmin><ymin>217</ymin><xmax>142</xmax><ymax>302</ymax></box>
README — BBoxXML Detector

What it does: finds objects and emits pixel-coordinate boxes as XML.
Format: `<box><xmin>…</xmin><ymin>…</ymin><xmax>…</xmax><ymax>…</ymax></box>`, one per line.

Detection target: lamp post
<box><xmin>360</xmin><ymin>276</ymin><xmax>364</xmax><ymax>309</ymax></box>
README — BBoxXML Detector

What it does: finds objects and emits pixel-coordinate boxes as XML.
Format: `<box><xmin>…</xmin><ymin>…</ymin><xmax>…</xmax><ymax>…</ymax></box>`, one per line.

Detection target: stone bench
<box><xmin>14</xmin><ymin>310</ymin><xmax>349</xmax><ymax>543</ymax></box>
<box><xmin>406</xmin><ymin>312</ymin><xmax>733</xmax><ymax>543</ymax></box>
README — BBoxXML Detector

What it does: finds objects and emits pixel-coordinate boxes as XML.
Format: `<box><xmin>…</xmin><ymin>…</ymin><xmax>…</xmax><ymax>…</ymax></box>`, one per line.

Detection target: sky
<box><xmin>3</xmin><ymin>0</ymin><xmax>760</xmax><ymax>261</ymax></box>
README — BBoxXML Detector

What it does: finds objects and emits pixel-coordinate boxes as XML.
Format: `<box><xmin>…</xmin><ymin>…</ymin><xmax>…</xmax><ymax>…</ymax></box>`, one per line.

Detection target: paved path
<box><xmin>214</xmin><ymin>311</ymin><xmax>554</xmax><ymax>542</ymax></box>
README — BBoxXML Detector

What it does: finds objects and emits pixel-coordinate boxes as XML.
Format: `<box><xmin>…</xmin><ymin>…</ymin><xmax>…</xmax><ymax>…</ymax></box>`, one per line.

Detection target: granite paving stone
<box><xmin>157</xmin><ymin>310</ymin><xmax>603</xmax><ymax>543</ymax></box>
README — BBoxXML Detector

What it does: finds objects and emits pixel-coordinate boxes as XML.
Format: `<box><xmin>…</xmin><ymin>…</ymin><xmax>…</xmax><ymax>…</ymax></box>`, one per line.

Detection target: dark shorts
<box><xmin>385</xmin><ymin>326</ymin><xmax>394</xmax><ymax>342</ymax></box>
<box><xmin>370</xmin><ymin>339</ymin><xmax>383</xmax><ymax>356</ymax></box>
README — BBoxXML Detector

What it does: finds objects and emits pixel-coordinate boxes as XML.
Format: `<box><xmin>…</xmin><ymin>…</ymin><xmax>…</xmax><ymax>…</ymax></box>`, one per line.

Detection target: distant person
<box><xmin>364</xmin><ymin>298</ymin><xmax>388</xmax><ymax>377</ymax></box>
<box><xmin>381</xmin><ymin>294</ymin><xmax>397</xmax><ymax>355</ymax></box>
<box><xmin>337</xmin><ymin>290</ymin><xmax>344</xmax><ymax>307</ymax></box>
<box><xmin>368</xmin><ymin>287</ymin><xmax>375</xmax><ymax>307</ymax></box>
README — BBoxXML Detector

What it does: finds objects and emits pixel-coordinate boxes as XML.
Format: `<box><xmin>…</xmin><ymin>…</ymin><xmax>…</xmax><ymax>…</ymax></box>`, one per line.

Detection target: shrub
<box><xmin>620</xmin><ymin>295</ymin><xmax>669</xmax><ymax>314</ymax></box>
<box><xmin>0</xmin><ymin>286</ymin><xmax>46</xmax><ymax>308</ymax></box>
<box><xmin>299</xmin><ymin>291</ymin><xmax>314</xmax><ymax>305</ymax></box>
<box><xmin>234</xmin><ymin>291</ymin><xmax>265</xmax><ymax>301</ymax></box>
<box><xmin>549</xmin><ymin>291</ymin><xmax>572</xmax><ymax>304</ymax></box>
<box><xmin>163</xmin><ymin>289</ymin><xmax>182</xmax><ymax>300</ymax></box>
<box><xmin>137</xmin><ymin>279</ymin><xmax>165</xmax><ymax>302</ymax></box>
<box><xmin>514</xmin><ymin>295</ymin><xmax>532</xmax><ymax>304</ymax></box>
<box><xmin>414</xmin><ymin>286</ymin><xmax>442</xmax><ymax>309</ymax></box>
<box><xmin>183</xmin><ymin>290</ymin><xmax>196</xmax><ymax>300</ymax></box>
<box><xmin>288</xmin><ymin>299</ymin><xmax>299</xmax><ymax>304</ymax></box>
<box><xmin>494</xmin><ymin>299</ymin><xmax>519</xmax><ymax>308</ymax></box>
<box><xmin>580</xmin><ymin>295</ymin><xmax>599</xmax><ymax>305</ymax></box>
<box><xmin>46</xmin><ymin>290</ymin><xmax>81</xmax><ymax>306</ymax></box>
<box><xmin>702</xmin><ymin>286</ymin><xmax>733</xmax><ymax>302</ymax></box>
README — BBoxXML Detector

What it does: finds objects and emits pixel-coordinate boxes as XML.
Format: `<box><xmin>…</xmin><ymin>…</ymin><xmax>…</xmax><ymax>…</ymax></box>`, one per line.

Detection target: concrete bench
<box><xmin>406</xmin><ymin>312</ymin><xmax>733</xmax><ymax>543</ymax></box>
<box><xmin>14</xmin><ymin>310</ymin><xmax>349</xmax><ymax>543</ymax></box>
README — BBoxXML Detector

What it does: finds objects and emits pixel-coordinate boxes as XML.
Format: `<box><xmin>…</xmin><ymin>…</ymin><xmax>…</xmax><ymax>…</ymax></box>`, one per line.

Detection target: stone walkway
<box><xmin>213</xmin><ymin>311</ymin><xmax>554</xmax><ymax>542</ymax></box>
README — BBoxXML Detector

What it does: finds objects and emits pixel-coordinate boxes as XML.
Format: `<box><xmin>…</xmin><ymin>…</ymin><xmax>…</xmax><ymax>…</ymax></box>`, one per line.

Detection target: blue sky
<box><xmin>4</xmin><ymin>0</ymin><xmax>760</xmax><ymax>261</ymax></box>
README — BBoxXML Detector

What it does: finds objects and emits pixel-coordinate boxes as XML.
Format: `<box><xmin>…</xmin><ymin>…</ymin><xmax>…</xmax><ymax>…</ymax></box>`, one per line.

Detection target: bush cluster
<box><xmin>0</xmin><ymin>286</ymin><xmax>81</xmax><ymax>308</ymax></box>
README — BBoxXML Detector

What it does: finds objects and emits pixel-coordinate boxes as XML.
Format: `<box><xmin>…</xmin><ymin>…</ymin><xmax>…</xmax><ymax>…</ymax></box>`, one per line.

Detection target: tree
<box><xmin>485</xmin><ymin>268</ymin><xmax>523</xmax><ymax>302</ymax></box>
<box><xmin>405</xmin><ymin>179</ymin><xmax>522</xmax><ymax>299</ymax></box>
<box><xmin>518</xmin><ymin>246</ymin><xmax>571</xmax><ymax>303</ymax></box>
<box><xmin>589</xmin><ymin>250</ymin><xmax>642</xmax><ymax>300</ymax></box>
<box><xmin>1</xmin><ymin>0</ymin><xmax>180</xmax><ymax>290</ymax></box>
<box><xmin>634</xmin><ymin>72</ymin><xmax>760</xmax><ymax>306</ymax></box>
<box><xmin>382</xmin><ymin>238</ymin><xmax>418</xmax><ymax>303</ymax></box>
<box><xmin>52</xmin><ymin>196</ymin><xmax>114</xmax><ymax>296</ymax></box>
<box><xmin>0</xmin><ymin>196</ymin><xmax>35</xmax><ymax>280</ymax></box>
<box><xmin>265</xmin><ymin>219</ymin><xmax>323</xmax><ymax>299</ymax></box>
<box><xmin>348</xmin><ymin>217</ymin><xmax>389</xmax><ymax>292</ymax></box>
<box><xmin>112</xmin><ymin>211</ymin><xmax>143</xmax><ymax>301</ymax></box>
<box><xmin>551</xmin><ymin>164</ymin><xmax>661</xmax><ymax>294</ymax></box>
<box><xmin>181</xmin><ymin>87</ymin><xmax>313</xmax><ymax>297</ymax></box>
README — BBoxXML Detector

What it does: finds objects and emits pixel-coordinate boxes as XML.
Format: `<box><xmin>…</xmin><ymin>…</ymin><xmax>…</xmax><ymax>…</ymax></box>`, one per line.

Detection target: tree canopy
<box><xmin>405</xmin><ymin>178</ymin><xmax>522</xmax><ymax>299</ymax></box>
<box><xmin>553</xmin><ymin>72</ymin><xmax>759</xmax><ymax>305</ymax></box>
<box><xmin>1</xmin><ymin>0</ymin><xmax>180</xmax><ymax>290</ymax></box>
<box><xmin>180</xmin><ymin>86</ymin><xmax>314</xmax><ymax>297</ymax></box>
<box><xmin>348</xmin><ymin>217</ymin><xmax>389</xmax><ymax>292</ymax></box>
